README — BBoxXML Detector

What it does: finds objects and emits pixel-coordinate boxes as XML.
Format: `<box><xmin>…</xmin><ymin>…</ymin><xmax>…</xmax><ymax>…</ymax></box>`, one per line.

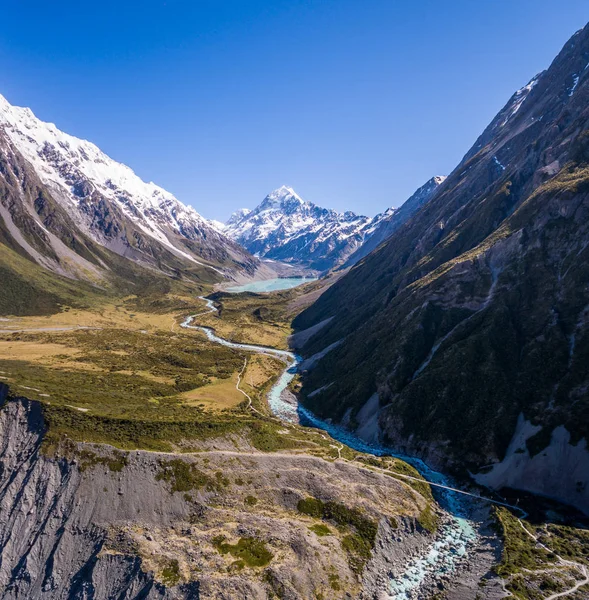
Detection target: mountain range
<box><xmin>1</xmin><ymin>18</ymin><xmax>589</xmax><ymax>600</ymax></box>
<box><xmin>0</xmin><ymin>19</ymin><xmax>587</xmax><ymax>516</ymax></box>
<box><xmin>223</xmin><ymin>179</ymin><xmax>445</xmax><ymax>271</ymax></box>
<box><xmin>293</xmin><ymin>23</ymin><xmax>589</xmax><ymax>513</ymax></box>
<box><xmin>0</xmin><ymin>89</ymin><xmax>446</xmax><ymax>310</ymax></box>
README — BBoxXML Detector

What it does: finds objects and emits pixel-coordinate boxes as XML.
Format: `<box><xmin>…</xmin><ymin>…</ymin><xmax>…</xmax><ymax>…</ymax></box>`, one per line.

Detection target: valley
<box><xmin>1</xmin><ymin>266</ymin><xmax>588</xmax><ymax>598</ymax></box>
<box><xmin>0</xmin><ymin>11</ymin><xmax>588</xmax><ymax>600</ymax></box>
<box><xmin>184</xmin><ymin>292</ymin><xmax>589</xmax><ymax>599</ymax></box>
<box><xmin>0</xmin><ymin>285</ymin><xmax>443</xmax><ymax>598</ymax></box>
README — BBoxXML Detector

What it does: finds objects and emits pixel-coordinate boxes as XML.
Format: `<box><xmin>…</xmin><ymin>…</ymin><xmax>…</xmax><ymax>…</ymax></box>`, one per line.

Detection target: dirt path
<box><xmin>516</xmin><ymin>520</ymin><xmax>589</xmax><ymax>599</ymax></box>
<box><xmin>234</xmin><ymin>358</ymin><xmax>265</xmax><ymax>417</ymax></box>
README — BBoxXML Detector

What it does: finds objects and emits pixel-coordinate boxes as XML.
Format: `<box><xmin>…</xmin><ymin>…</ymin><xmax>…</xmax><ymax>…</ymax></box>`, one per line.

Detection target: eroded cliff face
<box><xmin>0</xmin><ymin>398</ymin><xmax>185</xmax><ymax>599</ymax></box>
<box><xmin>0</xmin><ymin>397</ymin><xmax>438</xmax><ymax>599</ymax></box>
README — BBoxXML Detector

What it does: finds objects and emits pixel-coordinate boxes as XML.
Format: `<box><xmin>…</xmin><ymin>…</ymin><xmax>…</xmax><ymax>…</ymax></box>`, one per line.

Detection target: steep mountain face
<box><xmin>0</xmin><ymin>94</ymin><xmax>257</xmax><ymax>291</ymax></box>
<box><xmin>224</xmin><ymin>186</ymin><xmax>373</xmax><ymax>271</ymax></box>
<box><xmin>294</xmin><ymin>24</ymin><xmax>589</xmax><ymax>513</ymax></box>
<box><xmin>343</xmin><ymin>176</ymin><xmax>446</xmax><ymax>267</ymax></box>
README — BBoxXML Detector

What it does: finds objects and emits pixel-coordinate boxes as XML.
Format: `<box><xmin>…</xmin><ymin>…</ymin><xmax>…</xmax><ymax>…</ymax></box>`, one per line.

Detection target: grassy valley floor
<box><xmin>0</xmin><ymin>286</ymin><xmax>439</xmax><ymax>598</ymax></box>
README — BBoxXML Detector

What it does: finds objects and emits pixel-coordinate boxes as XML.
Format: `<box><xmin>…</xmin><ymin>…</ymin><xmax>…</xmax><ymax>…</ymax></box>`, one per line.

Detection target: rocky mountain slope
<box><xmin>343</xmin><ymin>176</ymin><xmax>446</xmax><ymax>268</ymax></box>
<box><xmin>0</xmin><ymin>93</ymin><xmax>258</xmax><ymax>306</ymax></box>
<box><xmin>293</xmin><ymin>23</ymin><xmax>589</xmax><ymax>514</ymax></box>
<box><xmin>0</xmin><ymin>394</ymin><xmax>436</xmax><ymax>599</ymax></box>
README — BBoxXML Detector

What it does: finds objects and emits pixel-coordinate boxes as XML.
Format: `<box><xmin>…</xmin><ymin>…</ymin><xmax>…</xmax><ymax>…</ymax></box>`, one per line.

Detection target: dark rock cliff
<box><xmin>0</xmin><ymin>398</ymin><xmax>198</xmax><ymax>599</ymax></box>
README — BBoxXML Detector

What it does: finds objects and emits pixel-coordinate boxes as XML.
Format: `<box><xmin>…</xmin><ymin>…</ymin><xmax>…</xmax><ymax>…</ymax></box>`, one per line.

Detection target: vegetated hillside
<box><xmin>294</xmin><ymin>23</ymin><xmax>589</xmax><ymax>513</ymax></box>
<box><xmin>0</xmin><ymin>93</ymin><xmax>258</xmax><ymax>315</ymax></box>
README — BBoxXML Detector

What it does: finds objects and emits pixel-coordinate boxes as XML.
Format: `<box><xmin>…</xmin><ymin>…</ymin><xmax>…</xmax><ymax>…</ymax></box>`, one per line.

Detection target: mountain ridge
<box><xmin>0</xmin><ymin>93</ymin><xmax>260</xmax><ymax>311</ymax></box>
<box><xmin>293</xmin><ymin>22</ymin><xmax>589</xmax><ymax>513</ymax></box>
<box><xmin>224</xmin><ymin>185</ymin><xmax>372</xmax><ymax>271</ymax></box>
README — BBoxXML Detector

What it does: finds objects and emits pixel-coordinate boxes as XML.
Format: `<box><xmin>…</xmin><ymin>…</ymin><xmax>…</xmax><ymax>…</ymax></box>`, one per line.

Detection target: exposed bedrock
<box><xmin>0</xmin><ymin>396</ymin><xmax>448</xmax><ymax>599</ymax></box>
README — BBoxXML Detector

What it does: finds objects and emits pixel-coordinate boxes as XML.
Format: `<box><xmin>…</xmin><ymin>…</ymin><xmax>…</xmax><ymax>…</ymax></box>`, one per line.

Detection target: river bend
<box><xmin>182</xmin><ymin>297</ymin><xmax>477</xmax><ymax>599</ymax></box>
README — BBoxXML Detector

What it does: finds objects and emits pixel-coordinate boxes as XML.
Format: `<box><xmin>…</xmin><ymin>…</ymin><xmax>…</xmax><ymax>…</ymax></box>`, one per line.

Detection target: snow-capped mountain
<box><xmin>225</xmin><ymin>179</ymin><xmax>446</xmax><ymax>272</ymax></box>
<box><xmin>225</xmin><ymin>208</ymin><xmax>251</xmax><ymax>228</ymax></box>
<box><xmin>224</xmin><ymin>186</ymin><xmax>374</xmax><ymax>271</ymax></box>
<box><xmin>0</xmin><ymin>93</ymin><xmax>256</xmax><ymax>282</ymax></box>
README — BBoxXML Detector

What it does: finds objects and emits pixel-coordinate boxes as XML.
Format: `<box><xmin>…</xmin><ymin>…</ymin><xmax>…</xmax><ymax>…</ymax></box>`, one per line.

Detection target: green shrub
<box><xmin>156</xmin><ymin>459</ymin><xmax>217</xmax><ymax>493</ymax></box>
<box><xmin>160</xmin><ymin>559</ymin><xmax>181</xmax><ymax>586</ymax></box>
<box><xmin>309</xmin><ymin>524</ymin><xmax>332</xmax><ymax>536</ymax></box>
<box><xmin>297</xmin><ymin>497</ymin><xmax>325</xmax><ymax>518</ymax></box>
<box><xmin>417</xmin><ymin>503</ymin><xmax>438</xmax><ymax>533</ymax></box>
<box><xmin>297</xmin><ymin>496</ymin><xmax>378</xmax><ymax>573</ymax></box>
<box><xmin>212</xmin><ymin>536</ymin><xmax>273</xmax><ymax>567</ymax></box>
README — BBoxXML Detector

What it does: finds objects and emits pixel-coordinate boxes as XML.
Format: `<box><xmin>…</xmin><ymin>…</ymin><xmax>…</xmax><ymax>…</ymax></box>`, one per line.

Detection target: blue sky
<box><xmin>1</xmin><ymin>1</ymin><xmax>587</xmax><ymax>220</ymax></box>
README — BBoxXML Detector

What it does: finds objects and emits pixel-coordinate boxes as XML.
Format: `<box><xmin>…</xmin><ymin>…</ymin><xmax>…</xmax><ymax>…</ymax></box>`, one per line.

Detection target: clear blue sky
<box><xmin>1</xmin><ymin>1</ymin><xmax>587</xmax><ymax>221</ymax></box>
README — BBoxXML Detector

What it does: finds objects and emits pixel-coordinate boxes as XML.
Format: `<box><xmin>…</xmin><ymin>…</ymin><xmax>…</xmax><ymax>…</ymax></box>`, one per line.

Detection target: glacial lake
<box><xmin>226</xmin><ymin>277</ymin><xmax>317</xmax><ymax>293</ymax></box>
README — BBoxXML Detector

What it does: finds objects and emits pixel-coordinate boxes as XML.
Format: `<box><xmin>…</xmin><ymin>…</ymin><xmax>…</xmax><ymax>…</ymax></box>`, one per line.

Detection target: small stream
<box><xmin>182</xmin><ymin>299</ymin><xmax>477</xmax><ymax>599</ymax></box>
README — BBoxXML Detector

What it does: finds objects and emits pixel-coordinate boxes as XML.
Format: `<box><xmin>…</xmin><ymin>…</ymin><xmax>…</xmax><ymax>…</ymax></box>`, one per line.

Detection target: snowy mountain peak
<box><xmin>224</xmin><ymin>187</ymin><xmax>373</xmax><ymax>270</ymax></box>
<box><xmin>227</xmin><ymin>208</ymin><xmax>252</xmax><ymax>227</ymax></box>
<box><xmin>0</xmin><ymin>93</ymin><xmax>253</xmax><ymax>276</ymax></box>
<box><xmin>268</xmin><ymin>185</ymin><xmax>300</xmax><ymax>199</ymax></box>
<box><xmin>261</xmin><ymin>186</ymin><xmax>305</xmax><ymax>209</ymax></box>
<box><xmin>224</xmin><ymin>175</ymin><xmax>447</xmax><ymax>271</ymax></box>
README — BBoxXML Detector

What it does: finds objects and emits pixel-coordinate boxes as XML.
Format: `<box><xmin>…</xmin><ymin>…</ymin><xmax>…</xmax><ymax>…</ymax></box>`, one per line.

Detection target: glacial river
<box><xmin>182</xmin><ymin>297</ymin><xmax>477</xmax><ymax>599</ymax></box>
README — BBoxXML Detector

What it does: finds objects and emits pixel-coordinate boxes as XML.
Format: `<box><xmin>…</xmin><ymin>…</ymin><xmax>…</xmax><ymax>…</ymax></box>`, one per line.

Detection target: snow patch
<box><xmin>501</xmin><ymin>74</ymin><xmax>541</xmax><ymax>126</ymax></box>
<box><xmin>493</xmin><ymin>156</ymin><xmax>506</xmax><ymax>171</ymax></box>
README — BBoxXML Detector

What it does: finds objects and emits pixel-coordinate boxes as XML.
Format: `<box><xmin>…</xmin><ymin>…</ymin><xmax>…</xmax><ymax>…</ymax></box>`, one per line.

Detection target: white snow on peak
<box><xmin>501</xmin><ymin>74</ymin><xmax>542</xmax><ymax>126</ymax></box>
<box><xmin>0</xmin><ymin>93</ymin><xmax>228</xmax><ymax>268</ymax></box>
<box><xmin>262</xmin><ymin>185</ymin><xmax>305</xmax><ymax>209</ymax></box>
<box><xmin>209</xmin><ymin>220</ymin><xmax>226</xmax><ymax>231</ymax></box>
<box><xmin>224</xmin><ymin>186</ymin><xmax>372</xmax><ymax>267</ymax></box>
<box><xmin>268</xmin><ymin>185</ymin><xmax>300</xmax><ymax>199</ymax></box>
<box><xmin>226</xmin><ymin>207</ymin><xmax>252</xmax><ymax>227</ymax></box>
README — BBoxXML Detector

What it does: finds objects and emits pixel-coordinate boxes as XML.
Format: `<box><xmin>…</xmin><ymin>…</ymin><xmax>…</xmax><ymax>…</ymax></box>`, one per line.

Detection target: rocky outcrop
<box><xmin>0</xmin><ymin>398</ymin><xmax>188</xmax><ymax>599</ymax></box>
